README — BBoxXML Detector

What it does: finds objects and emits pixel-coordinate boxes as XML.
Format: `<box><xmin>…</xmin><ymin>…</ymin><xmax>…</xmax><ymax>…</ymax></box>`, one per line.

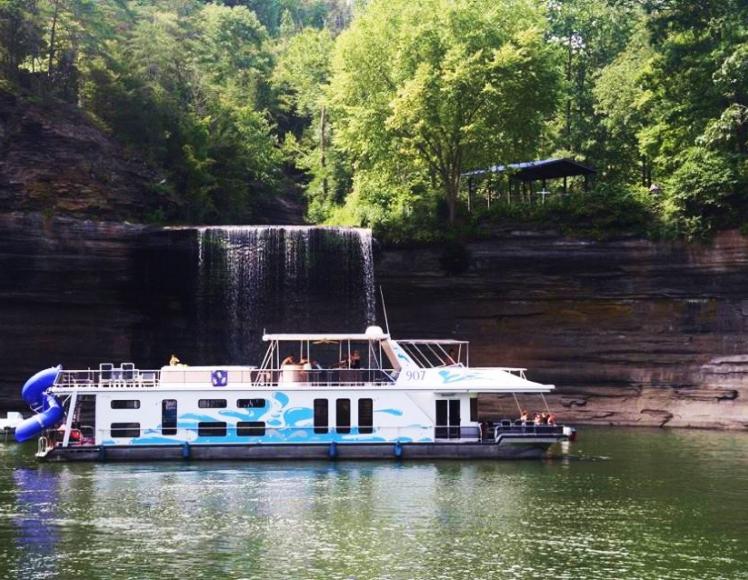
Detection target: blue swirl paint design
<box><xmin>375</xmin><ymin>408</ymin><xmax>403</xmax><ymax>416</ymax></box>
<box><xmin>273</xmin><ymin>392</ymin><xmax>289</xmax><ymax>407</ymax></box>
<box><xmin>438</xmin><ymin>369</ymin><xmax>482</xmax><ymax>384</ymax></box>
<box><xmin>100</xmin><ymin>388</ymin><xmax>435</xmax><ymax>447</ymax></box>
<box><xmin>283</xmin><ymin>407</ymin><xmax>314</xmax><ymax>426</ymax></box>
<box><xmin>218</xmin><ymin>408</ymin><xmax>268</xmax><ymax>421</ymax></box>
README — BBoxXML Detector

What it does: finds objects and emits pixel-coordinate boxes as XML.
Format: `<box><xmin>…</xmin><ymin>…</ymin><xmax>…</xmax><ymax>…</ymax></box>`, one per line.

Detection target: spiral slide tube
<box><xmin>15</xmin><ymin>366</ymin><xmax>64</xmax><ymax>443</ymax></box>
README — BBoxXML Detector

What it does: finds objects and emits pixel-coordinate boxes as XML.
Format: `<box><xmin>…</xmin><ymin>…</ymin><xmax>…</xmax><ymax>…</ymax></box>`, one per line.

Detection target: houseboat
<box><xmin>15</xmin><ymin>326</ymin><xmax>574</xmax><ymax>461</ymax></box>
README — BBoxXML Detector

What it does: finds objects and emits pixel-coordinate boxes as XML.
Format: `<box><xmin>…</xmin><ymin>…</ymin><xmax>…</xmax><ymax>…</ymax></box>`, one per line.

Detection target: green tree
<box><xmin>0</xmin><ymin>0</ymin><xmax>45</xmax><ymax>82</ymax></box>
<box><xmin>639</xmin><ymin>0</ymin><xmax>748</xmax><ymax>233</ymax></box>
<box><xmin>593</xmin><ymin>23</ymin><xmax>656</xmax><ymax>186</ymax></box>
<box><xmin>546</xmin><ymin>0</ymin><xmax>644</xmax><ymax>180</ymax></box>
<box><xmin>327</xmin><ymin>0</ymin><xmax>560</xmax><ymax>226</ymax></box>
<box><xmin>273</xmin><ymin>27</ymin><xmax>343</xmax><ymax>220</ymax></box>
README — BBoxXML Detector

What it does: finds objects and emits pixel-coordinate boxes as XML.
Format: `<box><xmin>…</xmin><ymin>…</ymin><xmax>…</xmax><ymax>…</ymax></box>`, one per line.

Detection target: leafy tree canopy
<box><xmin>326</xmin><ymin>0</ymin><xmax>561</xmax><ymax>226</ymax></box>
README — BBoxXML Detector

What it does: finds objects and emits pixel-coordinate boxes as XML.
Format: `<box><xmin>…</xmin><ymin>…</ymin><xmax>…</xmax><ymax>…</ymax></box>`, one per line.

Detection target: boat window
<box><xmin>313</xmin><ymin>399</ymin><xmax>328</xmax><ymax>434</ymax></box>
<box><xmin>237</xmin><ymin>398</ymin><xmax>266</xmax><ymax>408</ymax></box>
<box><xmin>110</xmin><ymin>422</ymin><xmax>140</xmax><ymax>438</ymax></box>
<box><xmin>110</xmin><ymin>400</ymin><xmax>140</xmax><ymax>409</ymax></box>
<box><xmin>197</xmin><ymin>422</ymin><xmax>227</xmax><ymax>437</ymax></box>
<box><xmin>358</xmin><ymin>399</ymin><xmax>373</xmax><ymax>434</ymax></box>
<box><xmin>470</xmin><ymin>397</ymin><xmax>478</xmax><ymax>422</ymax></box>
<box><xmin>449</xmin><ymin>399</ymin><xmax>461</xmax><ymax>438</ymax></box>
<box><xmin>237</xmin><ymin>421</ymin><xmax>266</xmax><ymax>436</ymax></box>
<box><xmin>198</xmin><ymin>399</ymin><xmax>227</xmax><ymax>409</ymax></box>
<box><xmin>435</xmin><ymin>399</ymin><xmax>461</xmax><ymax>439</ymax></box>
<box><xmin>162</xmin><ymin>399</ymin><xmax>177</xmax><ymax>436</ymax></box>
<box><xmin>336</xmin><ymin>399</ymin><xmax>351</xmax><ymax>434</ymax></box>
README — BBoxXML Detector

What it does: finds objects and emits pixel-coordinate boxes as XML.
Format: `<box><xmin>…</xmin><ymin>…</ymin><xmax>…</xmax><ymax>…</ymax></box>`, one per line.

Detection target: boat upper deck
<box><xmin>50</xmin><ymin>363</ymin><xmax>552</xmax><ymax>393</ymax></box>
<box><xmin>49</xmin><ymin>327</ymin><xmax>553</xmax><ymax>393</ymax></box>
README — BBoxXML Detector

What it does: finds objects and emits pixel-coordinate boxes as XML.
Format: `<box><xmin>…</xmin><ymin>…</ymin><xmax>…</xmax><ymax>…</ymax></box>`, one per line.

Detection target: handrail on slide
<box><xmin>15</xmin><ymin>366</ymin><xmax>65</xmax><ymax>443</ymax></box>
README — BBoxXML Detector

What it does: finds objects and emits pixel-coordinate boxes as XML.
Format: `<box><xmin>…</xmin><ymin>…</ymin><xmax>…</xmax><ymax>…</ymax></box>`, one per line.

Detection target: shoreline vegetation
<box><xmin>0</xmin><ymin>0</ymin><xmax>746</xmax><ymax>245</ymax></box>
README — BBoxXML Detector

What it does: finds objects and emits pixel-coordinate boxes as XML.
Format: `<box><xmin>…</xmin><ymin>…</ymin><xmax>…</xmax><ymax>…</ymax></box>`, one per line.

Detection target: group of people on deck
<box><xmin>280</xmin><ymin>350</ymin><xmax>362</xmax><ymax>370</ymax></box>
<box><xmin>519</xmin><ymin>409</ymin><xmax>557</xmax><ymax>426</ymax></box>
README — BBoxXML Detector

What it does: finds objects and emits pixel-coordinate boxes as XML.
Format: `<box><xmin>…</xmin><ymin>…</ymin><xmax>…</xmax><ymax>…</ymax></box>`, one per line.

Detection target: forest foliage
<box><xmin>0</xmin><ymin>0</ymin><xmax>746</xmax><ymax>240</ymax></box>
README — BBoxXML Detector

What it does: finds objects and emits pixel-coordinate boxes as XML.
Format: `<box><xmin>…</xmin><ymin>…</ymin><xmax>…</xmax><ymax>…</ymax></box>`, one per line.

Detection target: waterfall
<box><xmin>195</xmin><ymin>226</ymin><xmax>376</xmax><ymax>364</ymax></box>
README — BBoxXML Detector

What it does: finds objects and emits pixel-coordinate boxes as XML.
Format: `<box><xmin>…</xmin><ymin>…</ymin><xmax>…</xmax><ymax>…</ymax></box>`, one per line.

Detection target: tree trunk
<box><xmin>47</xmin><ymin>0</ymin><xmax>61</xmax><ymax>85</ymax></box>
<box><xmin>319</xmin><ymin>105</ymin><xmax>328</xmax><ymax>197</ymax></box>
<box><xmin>445</xmin><ymin>178</ymin><xmax>459</xmax><ymax>224</ymax></box>
<box><xmin>566</xmin><ymin>32</ymin><xmax>573</xmax><ymax>151</ymax></box>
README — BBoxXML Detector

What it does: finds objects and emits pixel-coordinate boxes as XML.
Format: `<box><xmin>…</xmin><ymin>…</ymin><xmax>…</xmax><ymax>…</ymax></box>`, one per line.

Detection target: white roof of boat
<box><xmin>397</xmin><ymin>339</ymin><xmax>469</xmax><ymax>345</ymax></box>
<box><xmin>262</xmin><ymin>332</ymin><xmax>391</xmax><ymax>342</ymax></box>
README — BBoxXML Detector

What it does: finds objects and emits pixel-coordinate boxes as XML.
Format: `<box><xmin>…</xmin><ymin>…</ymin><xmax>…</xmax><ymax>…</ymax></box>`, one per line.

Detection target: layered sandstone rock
<box><xmin>377</xmin><ymin>230</ymin><xmax>748</xmax><ymax>429</ymax></box>
<box><xmin>1</xmin><ymin>215</ymin><xmax>747</xmax><ymax>429</ymax></box>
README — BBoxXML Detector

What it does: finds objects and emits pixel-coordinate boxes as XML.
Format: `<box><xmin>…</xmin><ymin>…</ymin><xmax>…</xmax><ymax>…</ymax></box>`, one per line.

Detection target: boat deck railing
<box><xmin>491</xmin><ymin>421</ymin><xmax>564</xmax><ymax>437</ymax></box>
<box><xmin>249</xmin><ymin>368</ymin><xmax>397</xmax><ymax>387</ymax></box>
<box><xmin>43</xmin><ymin>424</ymin><xmax>564</xmax><ymax>448</ymax></box>
<box><xmin>52</xmin><ymin>367</ymin><xmax>398</xmax><ymax>389</ymax></box>
<box><xmin>54</xmin><ymin>368</ymin><xmax>160</xmax><ymax>389</ymax></box>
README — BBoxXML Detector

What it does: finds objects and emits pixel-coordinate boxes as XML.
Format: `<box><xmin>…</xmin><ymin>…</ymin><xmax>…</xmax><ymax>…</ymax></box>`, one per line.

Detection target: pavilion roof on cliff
<box><xmin>462</xmin><ymin>157</ymin><xmax>596</xmax><ymax>182</ymax></box>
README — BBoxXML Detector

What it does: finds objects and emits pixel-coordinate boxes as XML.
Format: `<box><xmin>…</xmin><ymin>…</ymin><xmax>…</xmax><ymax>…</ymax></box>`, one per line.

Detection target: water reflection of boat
<box><xmin>17</xmin><ymin>326</ymin><xmax>574</xmax><ymax>462</ymax></box>
<box><xmin>12</xmin><ymin>468</ymin><xmax>60</xmax><ymax>552</ymax></box>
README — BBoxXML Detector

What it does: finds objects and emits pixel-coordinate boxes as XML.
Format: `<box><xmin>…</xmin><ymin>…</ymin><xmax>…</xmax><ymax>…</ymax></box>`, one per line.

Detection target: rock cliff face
<box><xmin>1</xmin><ymin>215</ymin><xmax>747</xmax><ymax>429</ymax></box>
<box><xmin>0</xmin><ymin>213</ymin><xmax>153</xmax><ymax>406</ymax></box>
<box><xmin>377</xmin><ymin>231</ymin><xmax>748</xmax><ymax>430</ymax></box>
<box><xmin>0</xmin><ymin>90</ymin><xmax>162</xmax><ymax>220</ymax></box>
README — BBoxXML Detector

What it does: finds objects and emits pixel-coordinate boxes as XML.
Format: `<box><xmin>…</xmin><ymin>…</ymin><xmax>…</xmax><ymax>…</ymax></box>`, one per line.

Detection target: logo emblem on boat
<box><xmin>211</xmin><ymin>370</ymin><xmax>228</xmax><ymax>387</ymax></box>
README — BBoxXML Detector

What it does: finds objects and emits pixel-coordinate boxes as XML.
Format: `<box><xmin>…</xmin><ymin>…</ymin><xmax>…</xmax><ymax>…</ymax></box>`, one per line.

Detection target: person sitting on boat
<box><xmin>350</xmin><ymin>350</ymin><xmax>362</xmax><ymax>369</ymax></box>
<box><xmin>333</xmin><ymin>357</ymin><xmax>350</xmax><ymax>369</ymax></box>
<box><xmin>281</xmin><ymin>355</ymin><xmax>297</xmax><ymax>366</ymax></box>
<box><xmin>520</xmin><ymin>410</ymin><xmax>529</xmax><ymax>424</ymax></box>
<box><xmin>547</xmin><ymin>413</ymin><xmax>557</xmax><ymax>426</ymax></box>
<box><xmin>56</xmin><ymin>423</ymin><xmax>82</xmax><ymax>445</ymax></box>
<box><xmin>169</xmin><ymin>354</ymin><xmax>180</xmax><ymax>366</ymax></box>
<box><xmin>533</xmin><ymin>413</ymin><xmax>542</xmax><ymax>425</ymax></box>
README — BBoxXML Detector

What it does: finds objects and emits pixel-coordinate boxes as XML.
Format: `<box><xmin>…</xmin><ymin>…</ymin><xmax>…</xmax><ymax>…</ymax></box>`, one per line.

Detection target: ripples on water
<box><xmin>1</xmin><ymin>427</ymin><xmax>747</xmax><ymax>579</ymax></box>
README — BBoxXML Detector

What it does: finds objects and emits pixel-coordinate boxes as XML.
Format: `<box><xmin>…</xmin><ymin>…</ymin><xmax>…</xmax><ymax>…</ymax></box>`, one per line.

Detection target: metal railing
<box><xmin>52</xmin><ymin>367</ymin><xmax>398</xmax><ymax>389</ymax></box>
<box><xmin>250</xmin><ymin>368</ymin><xmax>397</xmax><ymax>387</ymax></box>
<box><xmin>47</xmin><ymin>424</ymin><xmax>451</xmax><ymax>441</ymax></box>
<box><xmin>54</xmin><ymin>369</ymin><xmax>160</xmax><ymax>389</ymax></box>
<box><xmin>492</xmin><ymin>421</ymin><xmax>564</xmax><ymax>437</ymax></box>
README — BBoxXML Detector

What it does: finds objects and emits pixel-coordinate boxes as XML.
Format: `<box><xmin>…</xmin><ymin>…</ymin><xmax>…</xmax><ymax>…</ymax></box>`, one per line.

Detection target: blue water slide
<box><xmin>15</xmin><ymin>366</ymin><xmax>64</xmax><ymax>443</ymax></box>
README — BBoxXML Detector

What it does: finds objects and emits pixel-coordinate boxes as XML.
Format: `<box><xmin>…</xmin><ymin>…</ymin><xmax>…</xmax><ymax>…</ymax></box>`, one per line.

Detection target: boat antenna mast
<box><xmin>379</xmin><ymin>285</ymin><xmax>391</xmax><ymax>335</ymax></box>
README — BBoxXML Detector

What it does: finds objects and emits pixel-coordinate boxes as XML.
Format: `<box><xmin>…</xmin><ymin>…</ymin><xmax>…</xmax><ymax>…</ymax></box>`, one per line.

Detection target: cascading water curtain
<box><xmin>195</xmin><ymin>226</ymin><xmax>376</xmax><ymax>364</ymax></box>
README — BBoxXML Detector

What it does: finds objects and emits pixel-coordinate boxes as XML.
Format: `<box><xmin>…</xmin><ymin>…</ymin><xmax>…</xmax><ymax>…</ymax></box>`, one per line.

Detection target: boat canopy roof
<box><xmin>262</xmin><ymin>330</ymin><xmax>390</xmax><ymax>343</ymax></box>
<box><xmin>397</xmin><ymin>339</ymin><xmax>469</xmax><ymax>345</ymax></box>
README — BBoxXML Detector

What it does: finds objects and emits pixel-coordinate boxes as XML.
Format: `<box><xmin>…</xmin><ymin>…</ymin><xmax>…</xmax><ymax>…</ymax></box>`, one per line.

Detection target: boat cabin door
<box><xmin>435</xmin><ymin>399</ymin><xmax>460</xmax><ymax>439</ymax></box>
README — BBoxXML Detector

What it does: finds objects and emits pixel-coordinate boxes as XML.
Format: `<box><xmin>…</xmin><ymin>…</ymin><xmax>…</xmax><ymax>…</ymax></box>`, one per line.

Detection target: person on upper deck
<box><xmin>350</xmin><ymin>350</ymin><xmax>362</xmax><ymax>369</ymax></box>
<box><xmin>520</xmin><ymin>410</ymin><xmax>529</xmax><ymax>423</ymax></box>
<box><xmin>281</xmin><ymin>355</ymin><xmax>297</xmax><ymax>366</ymax></box>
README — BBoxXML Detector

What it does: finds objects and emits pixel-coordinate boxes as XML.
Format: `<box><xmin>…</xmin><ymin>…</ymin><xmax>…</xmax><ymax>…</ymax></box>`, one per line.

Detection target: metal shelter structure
<box><xmin>462</xmin><ymin>157</ymin><xmax>597</xmax><ymax>208</ymax></box>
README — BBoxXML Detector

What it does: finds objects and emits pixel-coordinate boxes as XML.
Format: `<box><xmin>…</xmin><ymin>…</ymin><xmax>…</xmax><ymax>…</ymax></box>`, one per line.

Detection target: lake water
<box><xmin>1</xmin><ymin>427</ymin><xmax>747</xmax><ymax>579</ymax></box>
